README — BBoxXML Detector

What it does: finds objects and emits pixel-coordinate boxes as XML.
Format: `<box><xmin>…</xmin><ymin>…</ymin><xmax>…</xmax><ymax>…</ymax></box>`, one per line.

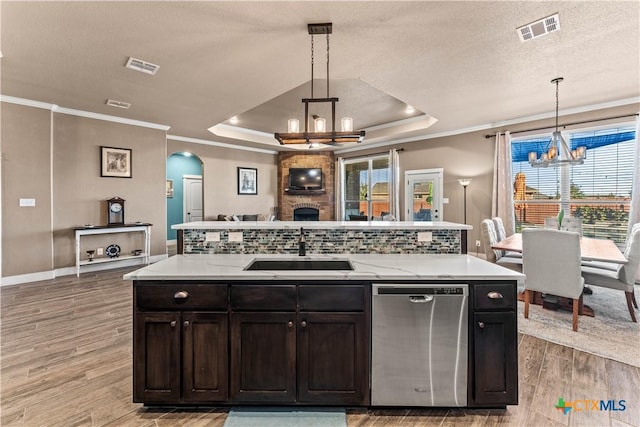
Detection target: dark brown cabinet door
<box><xmin>133</xmin><ymin>312</ymin><xmax>181</xmax><ymax>403</ymax></box>
<box><xmin>182</xmin><ymin>312</ymin><xmax>228</xmax><ymax>402</ymax></box>
<box><xmin>230</xmin><ymin>312</ymin><xmax>296</xmax><ymax>403</ymax></box>
<box><xmin>297</xmin><ymin>312</ymin><xmax>369</xmax><ymax>405</ymax></box>
<box><xmin>473</xmin><ymin>311</ymin><xmax>518</xmax><ymax>405</ymax></box>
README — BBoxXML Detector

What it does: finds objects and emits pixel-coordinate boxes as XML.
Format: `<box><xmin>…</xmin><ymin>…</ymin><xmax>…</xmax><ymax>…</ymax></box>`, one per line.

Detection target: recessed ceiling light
<box><xmin>516</xmin><ymin>13</ymin><xmax>560</xmax><ymax>42</ymax></box>
<box><xmin>106</xmin><ymin>99</ymin><xmax>131</xmax><ymax>109</ymax></box>
<box><xmin>405</xmin><ymin>105</ymin><xmax>415</xmax><ymax>114</ymax></box>
<box><xmin>125</xmin><ymin>57</ymin><xmax>160</xmax><ymax>75</ymax></box>
<box><xmin>229</xmin><ymin>116</ymin><xmax>239</xmax><ymax>124</ymax></box>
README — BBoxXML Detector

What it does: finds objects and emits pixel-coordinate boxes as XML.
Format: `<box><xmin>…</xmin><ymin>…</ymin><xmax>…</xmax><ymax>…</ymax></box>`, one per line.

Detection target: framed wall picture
<box><xmin>237</xmin><ymin>167</ymin><xmax>257</xmax><ymax>195</ymax></box>
<box><xmin>166</xmin><ymin>179</ymin><xmax>174</xmax><ymax>198</ymax></box>
<box><xmin>101</xmin><ymin>146</ymin><xmax>132</xmax><ymax>178</ymax></box>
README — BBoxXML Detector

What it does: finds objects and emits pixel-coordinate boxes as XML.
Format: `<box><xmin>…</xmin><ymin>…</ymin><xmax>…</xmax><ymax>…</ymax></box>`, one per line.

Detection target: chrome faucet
<box><xmin>298</xmin><ymin>227</ymin><xmax>306</xmax><ymax>256</ymax></box>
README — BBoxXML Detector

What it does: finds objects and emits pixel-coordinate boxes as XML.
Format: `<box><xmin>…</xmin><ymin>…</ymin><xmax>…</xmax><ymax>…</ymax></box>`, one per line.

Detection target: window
<box><xmin>341</xmin><ymin>155</ymin><xmax>390</xmax><ymax>221</ymax></box>
<box><xmin>511</xmin><ymin>123</ymin><xmax>636</xmax><ymax>245</ymax></box>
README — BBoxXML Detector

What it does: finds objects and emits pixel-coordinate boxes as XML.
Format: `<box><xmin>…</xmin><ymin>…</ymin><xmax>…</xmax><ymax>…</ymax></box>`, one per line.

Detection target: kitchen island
<box><xmin>126</xmin><ymin>253</ymin><xmax>523</xmax><ymax>408</ymax></box>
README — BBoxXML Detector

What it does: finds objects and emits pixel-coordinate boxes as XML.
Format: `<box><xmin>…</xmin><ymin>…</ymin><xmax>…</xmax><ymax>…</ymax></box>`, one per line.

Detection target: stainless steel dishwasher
<box><xmin>371</xmin><ymin>283</ymin><xmax>468</xmax><ymax>407</ymax></box>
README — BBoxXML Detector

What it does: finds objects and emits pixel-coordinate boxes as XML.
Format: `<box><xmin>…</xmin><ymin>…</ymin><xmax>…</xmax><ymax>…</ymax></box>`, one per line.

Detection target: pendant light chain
<box><xmin>310</xmin><ymin>35</ymin><xmax>314</xmax><ymax>99</ymax></box>
<box><xmin>326</xmin><ymin>33</ymin><xmax>330</xmax><ymax>98</ymax></box>
<box><xmin>555</xmin><ymin>78</ymin><xmax>560</xmax><ymax>133</ymax></box>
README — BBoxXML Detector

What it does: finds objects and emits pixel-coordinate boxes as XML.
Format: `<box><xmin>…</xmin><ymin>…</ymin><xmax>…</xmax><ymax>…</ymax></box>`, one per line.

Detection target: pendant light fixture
<box><xmin>528</xmin><ymin>77</ymin><xmax>586</xmax><ymax>167</ymax></box>
<box><xmin>274</xmin><ymin>23</ymin><xmax>365</xmax><ymax>147</ymax></box>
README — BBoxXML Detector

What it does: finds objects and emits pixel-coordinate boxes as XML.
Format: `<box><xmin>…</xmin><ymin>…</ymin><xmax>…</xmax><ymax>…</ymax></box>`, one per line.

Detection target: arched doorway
<box><xmin>166</xmin><ymin>152</ymin><xmax>203</xmax><ymax>252</ymax></box>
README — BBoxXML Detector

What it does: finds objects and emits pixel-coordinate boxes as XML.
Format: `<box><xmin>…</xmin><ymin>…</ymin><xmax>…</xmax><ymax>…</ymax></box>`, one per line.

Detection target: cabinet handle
<box><xmin>184</xmin><ymin>320</ymin><xmax>190</xmax><ymax>327</ymax></box>
<box><xmin>287</xmin><ymin>321</ymin><xmax>293</xmax><ymax>328</ymax></box>
<box><xmin>487</xmin><ymin>291</ymin><xmax>503</xmax><ymax>299</ymax></box>
<box><xmin>170</xmin><ymin>320</ymin><xmax>177</xmax><ymax>327</ymax></box>
<box><xmin>174</xmin><ymin>291</ymin><xmax>189</xmax><ymax>299</ymax></box>
<box><xmin>301</xmin><ymin>320</ymin><xmax>307</xmax><ymax>328</ymax></box>
<box><xmin>478</xmin><ymin>322</ymin><xmax>485</xmax><ymax>329</ymax></box>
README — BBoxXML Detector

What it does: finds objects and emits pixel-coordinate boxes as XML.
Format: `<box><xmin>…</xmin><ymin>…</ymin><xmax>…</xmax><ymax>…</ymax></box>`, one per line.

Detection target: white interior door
<box><xmin>405</xmin><ymin>169</ymin><xmax>443</xmax><ymax>221</ymax></box>
<box><xmin>183</xmin><ymin>175</ymin><xmax>203</xmax><ymax>222</ymax></box>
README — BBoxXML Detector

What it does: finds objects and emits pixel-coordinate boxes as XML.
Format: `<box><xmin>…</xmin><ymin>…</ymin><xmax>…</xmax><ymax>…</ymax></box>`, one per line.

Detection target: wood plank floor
<box><xmin>1</xmin><ymin>268</ymin><xmax>639</xmax><ymax>427</ymax></box>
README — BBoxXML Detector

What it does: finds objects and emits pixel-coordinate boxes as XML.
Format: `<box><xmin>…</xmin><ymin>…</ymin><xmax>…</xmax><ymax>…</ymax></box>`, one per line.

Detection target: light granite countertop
<box><xmin>124</xmin><ymin>253</ymin><xmax>524</xmax><ymax>283</ymax></box>
<box><xmin>171</xmin><ymin>220</ymin><xmax>472</xmax><ymax>230</ymax></box>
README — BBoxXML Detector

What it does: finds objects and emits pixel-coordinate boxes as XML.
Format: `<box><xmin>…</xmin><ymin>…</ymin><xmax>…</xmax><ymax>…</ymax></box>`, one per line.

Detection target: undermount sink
<box><xmin>244</xmin><ymin>258</ymin><xmax>354</xmax><ymax>271</ymax></box>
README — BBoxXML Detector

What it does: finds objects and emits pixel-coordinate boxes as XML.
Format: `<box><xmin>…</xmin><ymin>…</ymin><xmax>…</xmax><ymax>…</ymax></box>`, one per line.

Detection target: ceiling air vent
<box><xmin>106</xmin><ymin>99</ymin><xmax>131</xmax><ymax>109</ymax></box>
<box><xmin>125</xmin><ymin>57</ymin><xmax>160</xmax><ymax>75</ymax></box>
<box><xmin>516</xmin><ymin>13</ymin><xmax>560</xmax><ymax>42</ymax></box>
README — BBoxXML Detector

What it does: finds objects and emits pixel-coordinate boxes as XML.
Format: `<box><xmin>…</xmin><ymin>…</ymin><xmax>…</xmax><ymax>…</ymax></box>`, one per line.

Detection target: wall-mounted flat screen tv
<box><xmin>288</xmin><ymin>168</ymin><xmax>323</xmax><ymax>190</ymax></box>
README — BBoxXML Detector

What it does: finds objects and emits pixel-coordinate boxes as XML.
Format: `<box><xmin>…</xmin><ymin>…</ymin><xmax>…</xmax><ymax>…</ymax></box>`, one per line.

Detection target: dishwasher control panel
<box><xmin>373</xmin><ymin>283</ymin><xmax>469</xmax><ymax>296</ymax></box>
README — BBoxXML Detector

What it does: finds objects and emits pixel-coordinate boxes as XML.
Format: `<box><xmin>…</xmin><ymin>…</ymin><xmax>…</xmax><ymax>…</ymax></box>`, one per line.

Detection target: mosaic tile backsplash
<box><xmin>182</xmin><ymin>228</ymin><xmax>462</xmax><ymax>255</ymax></box>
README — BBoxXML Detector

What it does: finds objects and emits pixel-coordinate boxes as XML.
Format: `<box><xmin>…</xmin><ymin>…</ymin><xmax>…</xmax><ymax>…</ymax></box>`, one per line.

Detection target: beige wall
<box><xmin>167</xmin><ymin>139</ymin><xmax>277</xmax><ymax>219</ymax></box>
<box><xmin>2</xmin><ymin>103</ymin><xmax>54</xmax><ymax>276</ymax></box>
<box><xmin>52</xmin><ymin>114</ymin><xmax>167</xmax><ymax>268</ymax></box>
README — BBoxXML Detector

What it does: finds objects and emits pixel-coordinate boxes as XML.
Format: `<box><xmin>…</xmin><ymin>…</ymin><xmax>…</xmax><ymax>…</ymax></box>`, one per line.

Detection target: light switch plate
<box><xmin>206</xmin><ymin>232</ymin><xmax>220</xmax><ymax>242</ymax></box>
<box><xmin>417</xmin><ymin>232</ymin><xmax>433</xmax><ymax>242</ymax></box>
<box><xmin>19</xmin><ymin>198</ymin><xmax>36</xmax><ymax>207</ymax></box>
<box><xmin>228</xmin><ymin>232</ymin><xmax>243</xmax><ymax>242</ymax></box>
<box><xmin>443</xmin><ymin>198</ymin><xmax>449</xmax><ymax>204</ymax></box>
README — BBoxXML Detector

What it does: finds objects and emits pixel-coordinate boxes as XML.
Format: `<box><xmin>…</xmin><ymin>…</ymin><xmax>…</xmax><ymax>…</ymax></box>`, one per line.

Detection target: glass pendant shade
<box><xmin>341</xmin><ymin>117</ymin><xmax>353</xmax><ymax>132</ymax></box>
<box><xmin>288</xmin><ymin>119</ymin><xmax>299</xmax><ymax>133</ymax></box>
<box><xmin>314</xmin><ymin>117</ymin><xmax>326</xmax><ymax>132</ymax></box>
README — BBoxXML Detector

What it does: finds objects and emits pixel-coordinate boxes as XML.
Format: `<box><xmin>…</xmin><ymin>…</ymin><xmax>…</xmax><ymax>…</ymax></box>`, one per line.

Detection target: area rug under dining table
<box><xmin>516</xmin><ymin>284</ymin><xmax>640</xmax><ymax>367</ymax></box>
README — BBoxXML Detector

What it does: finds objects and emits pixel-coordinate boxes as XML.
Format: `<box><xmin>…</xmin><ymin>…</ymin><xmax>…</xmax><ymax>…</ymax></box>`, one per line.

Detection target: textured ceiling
<box><xmin>1</xmin><ymin>1</ymin><xmax>639</xmax><ymax>152</ymax></box>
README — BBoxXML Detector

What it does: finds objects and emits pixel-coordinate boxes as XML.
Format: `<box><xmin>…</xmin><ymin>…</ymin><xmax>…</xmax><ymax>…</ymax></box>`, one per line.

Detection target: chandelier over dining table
<box><xmin>528</xmin><ymin>77</ymin><xmax>587</xmax><ymax>167</ymax></box>
<box><xmin>274</xmin><ymin>23</ymin><xmax>365</xmax><ymax>147</ymax></box>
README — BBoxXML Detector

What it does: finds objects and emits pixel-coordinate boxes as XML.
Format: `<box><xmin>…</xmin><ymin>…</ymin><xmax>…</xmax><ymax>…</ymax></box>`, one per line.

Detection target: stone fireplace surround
<box><xmin>277</xmin><ymin>152</ymin><xmax>335</xmax><ymax>221</ymax></box>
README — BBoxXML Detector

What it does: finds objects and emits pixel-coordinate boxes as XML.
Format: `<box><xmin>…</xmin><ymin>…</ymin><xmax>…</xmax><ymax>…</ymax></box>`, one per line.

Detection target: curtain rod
<box><xmin>483</xmin><ymin>113</ymin><xmax>639</xmax><ymax>139</ymax></box>
<box><xmin>338</xmin><ymin>148</ymin><xmax>404</xmax><ymax>159</ymax></box>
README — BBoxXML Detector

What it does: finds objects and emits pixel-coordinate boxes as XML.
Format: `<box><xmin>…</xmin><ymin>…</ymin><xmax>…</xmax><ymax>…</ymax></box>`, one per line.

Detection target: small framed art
<box><xmin>237</xmin><ymin>167</ymin><xmax>257</xmax><ymax>195</ymax></box>
<box><xmin>101</xmin><ymin>146</ymin><xmax>132</xmax><ymax>178</ymax></box>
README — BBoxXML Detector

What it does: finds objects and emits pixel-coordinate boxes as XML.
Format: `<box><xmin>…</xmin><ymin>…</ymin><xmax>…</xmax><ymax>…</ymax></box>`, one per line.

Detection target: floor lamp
<box><xmin>457</xmin><ymin>179</ymin><xmax>472</xmax><ymax>224</ymax></box>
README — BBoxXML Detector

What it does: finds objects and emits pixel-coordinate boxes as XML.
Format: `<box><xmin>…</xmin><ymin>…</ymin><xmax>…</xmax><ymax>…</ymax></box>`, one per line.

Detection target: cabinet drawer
<box><xmin>299</xmin><ymin>285</ymin><xmax>365</xmax><ymax>312</ymax></box>
<box><xmin>136</xmin><ymin>284</ymin><xmax>227</xmax><ymax>310</ymax></box>
<box><xmin>474</xmin><ymin>284</ymin><xmax>515</xmax><ymax>310</ymax></box>
<box><xmin>231</xmin><ymin>285</ymin><xmax>296</xmax><ymax>311</ymax></box>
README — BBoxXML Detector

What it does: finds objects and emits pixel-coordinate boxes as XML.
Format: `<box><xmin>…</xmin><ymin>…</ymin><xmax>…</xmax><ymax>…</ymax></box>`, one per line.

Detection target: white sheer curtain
<box><xmin>492</xmin><ymin>131</ymin><xmax>516</xmax><ymax>235</ymax></box>
<box><xmin>389</xmin><ymin>149</ymin><xmax>401</xmax><ymax>219</ymax></box>
<box><xmin>629</xmin><ymin>114</ymin><xmax>640</xmax><ymax>283</ymax></box>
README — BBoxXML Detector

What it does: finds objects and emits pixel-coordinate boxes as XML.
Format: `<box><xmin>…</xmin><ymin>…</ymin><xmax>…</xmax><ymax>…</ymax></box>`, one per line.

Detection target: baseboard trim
<box><xmin>1</xmin><ymin>270</ymin><xmax>56</xmax><ymax>287</ymax></box>
<box><xmin>1</xmin><ymin>254</ymin><xmax>168</xmax><ymax>286</ymax></box>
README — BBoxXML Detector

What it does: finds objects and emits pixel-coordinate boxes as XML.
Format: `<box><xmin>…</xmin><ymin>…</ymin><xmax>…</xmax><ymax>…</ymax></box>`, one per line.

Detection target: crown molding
<box><xmin>167</xmin><ymin>134</ymin><xmax>278</xmax><ymax>155</ymax></box>
<box><xmin>1</xmin><ymin>95</ymin><xmax>170</xmax><ymax>130</ymax></box>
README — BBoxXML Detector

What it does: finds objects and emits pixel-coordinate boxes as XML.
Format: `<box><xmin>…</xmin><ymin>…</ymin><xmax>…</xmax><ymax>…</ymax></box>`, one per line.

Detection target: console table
<box><xmin>74</xmin><ymin>223</ymin><xmax>152</xmax><ymax>276</ymax></box>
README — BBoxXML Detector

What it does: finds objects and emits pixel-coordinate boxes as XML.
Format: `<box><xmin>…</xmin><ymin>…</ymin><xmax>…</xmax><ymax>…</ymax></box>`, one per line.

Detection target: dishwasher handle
<box><xmin>409</xmin><ymin>295</ymin><xmax>434</xmax><ymax>303</ymax></box>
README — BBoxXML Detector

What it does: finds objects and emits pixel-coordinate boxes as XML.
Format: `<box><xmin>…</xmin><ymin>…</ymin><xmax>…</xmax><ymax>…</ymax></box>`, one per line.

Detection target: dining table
<box><xmin>491</xmin><ymin>233</ymin><xmax>627</xmax><ymax>264</ymax></box>
<box><xmin>491</xmin><ymin>233</ymin><xmax>627</xmax><ymax>316</ymax></box>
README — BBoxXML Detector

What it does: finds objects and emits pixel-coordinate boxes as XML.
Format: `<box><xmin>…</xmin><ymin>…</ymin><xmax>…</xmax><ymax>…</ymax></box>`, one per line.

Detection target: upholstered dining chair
<box><xmin>481</xmin><ymin>219</ymin><xmax>503</xmax><ymax>263</ymax></box>
<box><xmin>544</xmin><ymin>216</ymin><xmax>583</xmax><ymax>236</ymax></box>
<box><xmin>481</xmin><ymin>219</ymin><xmax>522</xmax><ymax>270</ymax></box>
<box><xmin>522</xmin><ymin>228</ymin><xmax>584</xmax><ymax>331</ymax></box>
<box><xmin>581</xmin><ymin>224</ymin><xmax>640</xmax><ymax>322</ymax></box>
<box><xmin>582</xmin><ymin>223</ymin><xmax>640</xmax><ymax>272</ymax></box>
<box><xmin>492</xmin><ymin>216</ymin><xmax>522</xmax><ymax>262</ymax></box>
